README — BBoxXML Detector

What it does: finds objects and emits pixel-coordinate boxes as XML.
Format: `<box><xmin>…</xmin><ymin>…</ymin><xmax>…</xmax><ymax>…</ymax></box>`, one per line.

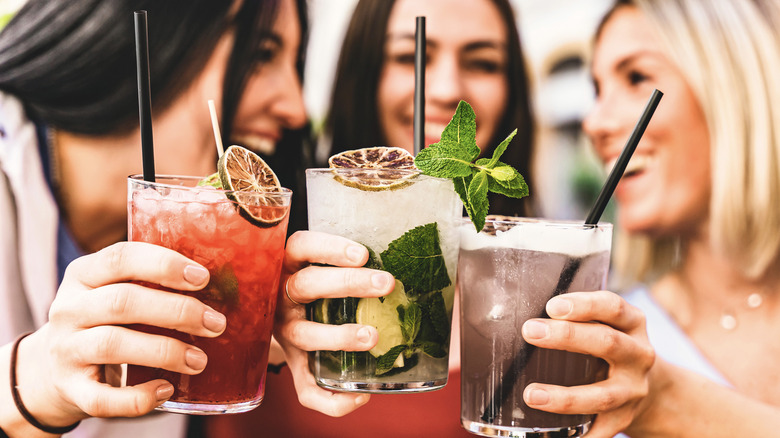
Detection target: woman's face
<box><xmin>582</xmin><ymin>5</ymin><xmax>710</xmax><ymax>236</ymax></box>
<box><xmin>377</xmin><ymin>0</ymin><xmax>509</xmax><ymax>153</ymax></box>
<box><xmin>156</xmin><ymin>0</ymin><xmax>305</xmax><ymax>176</ymax></box>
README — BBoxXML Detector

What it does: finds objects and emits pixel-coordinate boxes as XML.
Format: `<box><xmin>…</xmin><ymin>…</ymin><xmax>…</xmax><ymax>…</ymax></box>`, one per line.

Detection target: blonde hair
<box><xmin>608</xmin><ymin>0</ymin><xmax>780</xmax><ymax>283</ymax></box>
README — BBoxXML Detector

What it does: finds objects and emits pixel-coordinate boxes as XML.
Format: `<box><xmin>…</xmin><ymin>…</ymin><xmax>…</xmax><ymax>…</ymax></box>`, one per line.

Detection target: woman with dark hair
<box><xmin>203</xmin><ymin>1</ymin><xmax>532</xmax><ymax>436</ymax></box>
<box><xmin>0</xmin><ymin>0</ymin><xmax>389</xmax><ymax>436</ymax></box>
<box><xmin>324</xmin><ymin>0</ymin><xmax>535</xmax><ymax>217</ymax></box>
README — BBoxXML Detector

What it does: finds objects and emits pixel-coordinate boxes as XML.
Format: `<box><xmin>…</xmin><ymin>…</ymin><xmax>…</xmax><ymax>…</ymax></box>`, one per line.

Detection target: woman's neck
<box><xmin>55</xmin><ymin>129</ymin><xmax>142</xmax><ymax>253</ymax></box>
<box><xmin>653</xmin><ymin>233</ymin><xmax>780</xmax><ymax>331</ymax></box>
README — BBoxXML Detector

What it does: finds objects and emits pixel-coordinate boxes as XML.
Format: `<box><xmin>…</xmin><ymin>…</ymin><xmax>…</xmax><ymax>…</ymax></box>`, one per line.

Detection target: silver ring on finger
<box><xmin>285</xmin><ymin>278</ymin><xmax>302</xmax><ymax>306</ymax></box>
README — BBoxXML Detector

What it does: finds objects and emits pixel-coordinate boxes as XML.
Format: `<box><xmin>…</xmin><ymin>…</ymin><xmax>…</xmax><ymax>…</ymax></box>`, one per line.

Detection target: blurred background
<box><xmin>305</xmin><ymin>0</ymin><xmax>615</xmax><ymax>222</ymax></box>
<box><xmin>0</xmin><ymin>0</ymin><xmax>616</xmax><ymax>222</ymax></box>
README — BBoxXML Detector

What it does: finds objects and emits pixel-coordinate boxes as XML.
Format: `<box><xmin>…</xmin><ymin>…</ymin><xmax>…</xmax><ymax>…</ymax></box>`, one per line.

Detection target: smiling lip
<box><xmin>233</xmin><ymin>132</ymin><xmax>279</xmax><ymax>156</ymax></box>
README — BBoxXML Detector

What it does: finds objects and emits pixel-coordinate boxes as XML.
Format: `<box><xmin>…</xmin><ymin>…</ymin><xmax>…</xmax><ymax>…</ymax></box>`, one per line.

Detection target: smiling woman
<box><xmin>323</xmin><ymin>0</ymin><xmax>535</xmax><ymax>218</ymax></box>
<box><xmin>0</xmin><ymin>0</ymin><xmax>377</xmax><ymax>436</ymax></box>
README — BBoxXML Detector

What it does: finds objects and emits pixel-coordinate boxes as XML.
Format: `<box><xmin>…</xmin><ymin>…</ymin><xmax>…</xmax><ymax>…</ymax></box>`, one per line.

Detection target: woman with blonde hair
<box><xmin>528</xmin><ymin>0</ymin><xmax>780</xmax><ymax>435</ymax></box>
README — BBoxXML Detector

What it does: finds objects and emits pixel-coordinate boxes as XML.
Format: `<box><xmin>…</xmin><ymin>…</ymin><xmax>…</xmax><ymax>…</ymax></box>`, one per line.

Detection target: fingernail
<box><xmin>354</xmin><ymin>394</ymin><xmax>370</xmax><ymax>406</ymax></box>
<box><xmin>183</xmin><ymin>265</ymin><xmax>209</xmax><ymax>286</ymax></box>
<box><xmin>203</xmin><ymin>308</ymin><xmax>226</xmax><ymax>333</ymax></box>
<box><xmin>346</xmin><ymin>245</ymin><xmax>366</xmax><ymax>264</ymax></box>
<box><xmin>371</xmin><ymin>272</ymin><xmax>393</xmax><ymax>291</ymax></box>
<box><xmin>357</xmin><ymin>326</ymin><xmax>373</xmax><ymax>344</ymax></box>
<box><xmin>547</xmin><ymin>297</ymin><xmax>572</xmax><ymax>317</ymax></box>
<box><xmin>156</xmin><ymin>384</ymin><xmax>174</xmax><ymax>401</ymax></box>
<box><xmin>523</xmin><ymin>320</ymin><xmax>548</xmax><ymax>339</ymax></box>
<box><xmin>527</xmin><ymin>388</ymin><xmax>549</xmax><ymax>406</ymax></box>
<box><xmin>185</xmin><ymin>349</ymin><xmax>208</xmax><ymax>371</ymax></box>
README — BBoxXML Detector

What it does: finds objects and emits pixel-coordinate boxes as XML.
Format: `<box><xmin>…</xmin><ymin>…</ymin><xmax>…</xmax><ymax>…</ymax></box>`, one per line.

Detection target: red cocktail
<box><xmin>126</xmin><ymin>175</ymin><xmax>291</xmax><ymax>414</ymax></box>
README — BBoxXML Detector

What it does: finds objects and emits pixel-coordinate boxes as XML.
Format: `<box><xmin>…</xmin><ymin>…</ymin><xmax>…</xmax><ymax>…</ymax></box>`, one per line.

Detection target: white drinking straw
<box><xmin>208</xmin><ymin>99</ymin><xmax>224</xmax><ymax>158</ymax></box>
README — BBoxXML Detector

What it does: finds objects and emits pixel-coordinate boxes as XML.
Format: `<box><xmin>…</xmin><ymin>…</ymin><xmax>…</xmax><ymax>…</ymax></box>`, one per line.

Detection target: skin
<box><xmin>530</xmin><ymin>6</ymin><xmax>780</xmax><ymax>436</ymax></box>
<box><xmin>0</xmin><ymin>0</ymin><xmax>385</xmax><ymax>434</ymax></box>
<box><xmin>377</xmin><ymin>0</ymin><xmax>509</xmax><ymax>152</ymax></box>
<box><xmin>582</xmin><ymin>6</ymin><xmax>711</xmax><ymax>238</ymax></box>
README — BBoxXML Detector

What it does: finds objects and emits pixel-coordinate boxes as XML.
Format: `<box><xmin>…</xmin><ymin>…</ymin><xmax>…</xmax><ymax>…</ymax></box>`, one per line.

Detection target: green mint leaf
<box><xmin>486</xmin><ymin>128</ymin><xmax>517</xmax><ymax>168</ymax></box>
<box><xmin>380</xmin><ymin>223</ymin><xmax>451</xmax><ymax>297</ymax></box>
<box><xmin>440</xmin><ymin>100</ymin><xmax>480</xmax><ymax>158</ymax></box>
<box><xmin>375</xmin><ymin>344</ymin><xmax>408</xmax><ymax>375</ymax></box>
<box><xmin>426</xmin><ymin>291</ymin><xmax>450</xmax><ymax>340</ymax></box>
<box><xmin>467</xmin><ymin>171</ymin><xmax>490</xmax><ymax>232</ymax></box>
<box><xmin>415</xmin><ymin>100</ymin><xmax>529</xmax><ymax>231</ymax></box>
<box><xmin>401</xmin><ymin>302</ymin><xmax>422</xmax><ymax>343</ymax></box>
<box><xmin>488</xmin><ymin>163</ymin><xmax>519</xmax><ymax>182</ymax></box>
<box><xmin>415</xmin><ymin>341</ymin><xmax>448</xmax><ymax>359</ymax></box>
<box><xmin>414</xmin><ymin>142</ymin><xmax>475</xmax><ymax>178</ymax></box>
<box><xmin>488</xmin><ymin>169</ymin><xmax>529</xmax><ymax>199</ymax></box>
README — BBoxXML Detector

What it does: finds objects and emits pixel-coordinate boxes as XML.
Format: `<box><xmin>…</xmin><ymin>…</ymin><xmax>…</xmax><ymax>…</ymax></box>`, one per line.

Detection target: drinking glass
<box><xmin>305</xmin><ymin>168</ymin><xmax>462</xmax><ymax>392</ymax></box>
<box><xmin>459</xmin><ymin>217</ymin><xmax>612</xmax><ymax>437</ymax></box>
<box><xmin>126</xmin><ymin>175</ymin><xmax>291</xmax><ymax>414</ymax></box>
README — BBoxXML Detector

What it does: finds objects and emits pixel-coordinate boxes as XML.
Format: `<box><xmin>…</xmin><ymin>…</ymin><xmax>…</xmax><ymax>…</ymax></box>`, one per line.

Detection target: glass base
<box><xmin>461</xmin><ymin>420</ymin><xmax>591</xmax><ymax>438</ymax></box>
<box><xmin>155</xmin><ymin>397</ymin><xmax>263</xmax><ymax>415</ymax></box>
<box><xmin>316</xmin><ymin>376</ymin><xmax>447</xmax><ymax>393</ymax></box>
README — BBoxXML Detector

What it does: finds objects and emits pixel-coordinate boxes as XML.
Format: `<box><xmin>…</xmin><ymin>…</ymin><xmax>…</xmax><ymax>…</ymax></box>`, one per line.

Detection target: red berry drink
<box><xmin>126</xmin><ymin>175</ymin><xmax>291</xmax><ymax>414</ymax></box>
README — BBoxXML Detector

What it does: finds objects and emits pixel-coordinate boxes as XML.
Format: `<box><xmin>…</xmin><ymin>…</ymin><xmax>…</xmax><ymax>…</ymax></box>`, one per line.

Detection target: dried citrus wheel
<box><xmin>328</xmin><ymin>146</ymin><xmax>418</xmax><ymax>191</ymax></box>
<box><xmin>218</xmin><ymin>145</ymin><xmax>287</xmax><ymax>227</ymax></box>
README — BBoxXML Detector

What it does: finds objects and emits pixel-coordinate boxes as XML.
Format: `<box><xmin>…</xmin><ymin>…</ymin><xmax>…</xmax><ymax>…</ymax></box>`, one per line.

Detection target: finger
<box><xmin>63</xmin><ymin>242</ymin><xmax>210</xmax><ymax>291</ymax></box>
<box><xmin>522</xmin><ymin>319</ymin><xmax>652</xmax><ymax>365</ymax></box>
<box><xmin>286</xmin><ymin>266</ymin><xmax>394</xmax><ymax>303</ymax></box>
<box><xmin>523</xmin><ymin>378</ymin><xmax>631</xmax><ymax>415</ymax></box>
<box><xmin>277</xmin><ymin>320</ymin><xmax>377</xmax><ymax>352</ymax></box>
<box><xmin>74</xmin><ymin>379</ymin><xmax>174</xmax><ymax>418</ymax></box>
<box><xmin>58</xmin><ymin>326</ymin><xmax>209</xmax><ymax>375</ymax></box>
<box><xmin>545</xmin><ymin>291</ymin><xmax>646</xmax><ymax>332</ymax></box>
<box><xmin>285</xmin><ymin>346</ymin><xmax>370</xmax><ymax>417</ymax></box>
<box><xmin>284</xmin><ymin>231</ymin><xmax>369</xmax><ymax>272</ymax></box>
<box><xmin>50</xmin><ymin>283</ymin><xmax>226</xmax><ymax>337</ymax></box>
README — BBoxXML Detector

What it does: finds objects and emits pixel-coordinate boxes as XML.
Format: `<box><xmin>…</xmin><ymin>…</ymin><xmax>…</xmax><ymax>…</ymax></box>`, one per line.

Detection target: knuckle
<box><xmin>154</xmin><ymin>337</ymin><xmax>176</xmax><ymax>368</ymax></box>
<box><xmin>599</xmin><ymin>330</ymin><xmax>620</xmax><ymax>355</ymax></box>
<box><xmin>558</xmin><ymin>391</ymin><xmax>577</xmax><ymax>411</ymax></box>
<box><xmin>108</xmin><ymin>287</ymin><xmax>134</xmax><ymax>318</ymax></box>
<box><xmin>342</xmin><ymin>269</ymin><xmax>361</xmax><ymax>290</ymax></box>
<box><xmin>93</xmin><ymin>327</ymin><xmax>121</xmax><ymax>362</ymax></box>
<box><xmin>594</xmin><ymin>388</ymin><xmax>618</xmax><ymax>412</ymax></box>
<box><xmin>101</xmin><ymin>243</ymin><xmax>128</xmax><ymax>274</ymax></box>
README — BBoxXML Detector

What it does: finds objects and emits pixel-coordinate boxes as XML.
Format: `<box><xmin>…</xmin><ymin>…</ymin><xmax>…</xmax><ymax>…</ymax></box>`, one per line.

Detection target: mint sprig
<box><xmin>414</xmin><ymin>100</ymin><xmax>529</xmax><ymax>231</ymax></box>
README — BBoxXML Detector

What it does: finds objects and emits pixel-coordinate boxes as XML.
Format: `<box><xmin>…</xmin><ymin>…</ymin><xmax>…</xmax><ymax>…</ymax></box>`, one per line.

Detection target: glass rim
<box><xmin>128</xmin><ymin>174</ymin><xmax>293</xmax><ymax>198</ymax></box>
<box><xmin>306</xmin><ymin>167</ymin><xmax>426</xmax><ymax>177</ymax></box>
<box><xmin>468</xmin><ymin>215</ymin><xmax>613</xmax><ymax>230</ymax></box>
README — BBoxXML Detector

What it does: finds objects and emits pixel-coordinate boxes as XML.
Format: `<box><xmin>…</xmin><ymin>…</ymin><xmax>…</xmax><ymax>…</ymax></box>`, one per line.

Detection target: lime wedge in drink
<box><xmin>356</xmin><ymin>280</ymin><xmax>408</xmax><ymax>366</ymax></box>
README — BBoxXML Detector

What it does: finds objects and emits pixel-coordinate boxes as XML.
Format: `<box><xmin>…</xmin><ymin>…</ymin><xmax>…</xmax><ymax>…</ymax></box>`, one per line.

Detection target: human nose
<box><xmin>582</xmin><ymin>91</ymin><xmax>622</xmax><ymax>156</ymax></box>
<box><xmin>426</xmin><ymin>55</ymin><xmax>463</xmax><ymax>105</ymax></box>
<box><xmin>273</xmin><ymin>64</ymin><xmax>307</xmax><ymax>130</ymax></box>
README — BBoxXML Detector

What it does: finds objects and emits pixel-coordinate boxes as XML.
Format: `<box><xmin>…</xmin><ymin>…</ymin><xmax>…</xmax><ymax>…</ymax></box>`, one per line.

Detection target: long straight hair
<box><xmin>323</xmin><ymin>0</ymin><xmax>535</xmax><ymax>217</ymax></box>
<box><xmin>599</xmin><ymin>0</ymin><xmax>780</xmax><ymax>283</ymax></box>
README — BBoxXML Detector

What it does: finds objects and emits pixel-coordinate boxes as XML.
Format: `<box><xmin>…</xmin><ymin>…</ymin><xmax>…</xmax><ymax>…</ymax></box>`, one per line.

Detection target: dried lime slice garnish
<box><xmin>217</xmin><ymin>145</ymin><xmax>287</xmax><ymax>227</ymax></box>
<box><xmin>328</xmin><ymin>146</ymin><xmax>418</xmax><ymax>191</ymax></box>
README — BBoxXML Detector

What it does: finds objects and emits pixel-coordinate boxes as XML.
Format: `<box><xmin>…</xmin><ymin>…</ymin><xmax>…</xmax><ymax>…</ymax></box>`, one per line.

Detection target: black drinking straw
<box><xmin>480</xmin><ymin>89</ymin><xmax>664</xmax><ymax>424</ymax></box>
<box><xmin>413</xmin><ymin>16</ymin><xmax>426</xmax><ymax>155</ymax></box>
<box><xmin>134</xmin><ymin>10</ymin><xmax>155</xmax><ymax>182</ymax></box>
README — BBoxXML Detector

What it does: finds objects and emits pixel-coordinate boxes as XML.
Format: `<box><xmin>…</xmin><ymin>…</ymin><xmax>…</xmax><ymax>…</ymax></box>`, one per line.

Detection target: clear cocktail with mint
<box><xmin>306</xmin><ymin>165</ymin><xmax>462</xmax><ymax>391</ymax></box>
<box><xmin>126</xmin><ymin>148</ymin><xmax>292</xmax><ymax>413</ymax></box>
<box><xmin>306</xmin><ymin>101</ymin><xmax>528</xmax><ymax>392</ymax></box>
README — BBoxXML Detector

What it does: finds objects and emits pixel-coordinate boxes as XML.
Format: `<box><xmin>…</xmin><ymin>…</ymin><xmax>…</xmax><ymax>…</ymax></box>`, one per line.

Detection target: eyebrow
<box><xmin>613</xmin><ymin>50</ymin><xmax>666</xmax><ymax>71</ymax></box>
<box><xmin>387</xmin><ymin>33</ymin><xmax>506</xmax><ymax>51</ymax></box>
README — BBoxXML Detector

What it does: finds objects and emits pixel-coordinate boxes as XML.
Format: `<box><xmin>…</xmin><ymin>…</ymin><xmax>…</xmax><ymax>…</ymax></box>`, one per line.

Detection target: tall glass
<box><xmin>459</xmin><ymin>217</ymin><xmax>612</xmax><ymax>437</ymax></box>
<box><xmin>305</xmin><ymin>168</ymin><xmax>462</xmax><ymax>392</ymax></box>
<box><xmin>125</xmin><ymin>175</ymin><xmax>291</xmax><ymax>414</ymax></box>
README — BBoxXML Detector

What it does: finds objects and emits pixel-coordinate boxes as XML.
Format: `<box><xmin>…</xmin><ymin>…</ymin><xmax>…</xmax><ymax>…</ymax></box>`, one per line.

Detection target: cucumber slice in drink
<box><xmin>356</xmin><ymin>280</ymin><xmax>408</xmax><ymax>361</ymax></box>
